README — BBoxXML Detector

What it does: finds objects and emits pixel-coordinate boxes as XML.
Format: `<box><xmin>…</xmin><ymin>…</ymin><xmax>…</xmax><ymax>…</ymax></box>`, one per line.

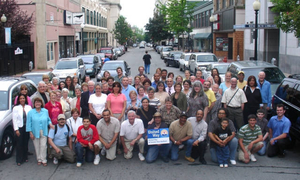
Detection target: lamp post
<box><xmin>80</xmin><ymin>23</ymin><xmax>85</xmax><ymax>55</ymax></box>
<box><xmin>187</xmin><ymin>22</ymin><xmax>191</xmax><ymax>51</ymax></box>
<box><xmin>97</xmin><ymin>27</ymin><xmax>100</xmax><ymax>53</ymax></box>
<box><xmin>1</xmin><ymin>14</ymin><xmax>7</xmax><ymax>44</ymax></box>
<box><xmin>209</xmin><ymin>15</ymin><xmax>215</xmax><ymax>53</ymax></box>
<box><xmin>253</xmin><ymin>0</ymin><xmax>261</xmax><ymax>60</ymax></box>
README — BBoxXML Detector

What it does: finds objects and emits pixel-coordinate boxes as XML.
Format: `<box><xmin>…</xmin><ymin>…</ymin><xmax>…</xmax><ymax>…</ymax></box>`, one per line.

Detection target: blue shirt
<box><xmin>122</xmin><ymin>85</ymin><xmax>137</xmax><ymax>101</ymax></box>
<box><xmin>219</xmin><ymin>82</ymin><xmax>229</xmax><ymax>95</ymax></box>
<box><xmin>151</xmin><ymin>81</ymin><xmax>166</xmax><ymax>90</ymax></box>
<box><xmin>104</xmin><ymin>58</ymin><xmax>110</xmax><ymax>62</ymax></box>
<box><xmin>257</xmin><ymin>79</ymin><xmax>272</xmax><ymax>107</ymax></box>
<box><xmin>26</xmin><ymin>108</ymin><xmax>51</xmax><ymax>138</ymax></box>
<box><xmin>267</xmin><ymin>115</ymin><xmax>291</xmax><ymax>141</ymax></box>
<box><xmin>48</xmin><ymin>124</ymin><xmax>73</xmax><ymax>147</ymax></box>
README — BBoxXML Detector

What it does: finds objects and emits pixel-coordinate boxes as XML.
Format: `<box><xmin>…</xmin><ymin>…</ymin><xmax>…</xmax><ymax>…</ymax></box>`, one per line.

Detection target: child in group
<box><xmin>256</xmin><ymin>109</ymin><xmax>269</xmax><ymax>156</ymax></box>
<box><xmin>213</xmin><ymin>118</ymin><xmax>232</xmax><ymax>168</ymax></box>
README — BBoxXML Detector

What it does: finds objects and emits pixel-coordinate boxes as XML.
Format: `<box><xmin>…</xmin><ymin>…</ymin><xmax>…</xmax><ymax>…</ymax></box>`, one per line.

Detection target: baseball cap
<box><xmin>238</xmin><ymin>71</ymin><xmax>245</xmax><ymax>75</ymax></box>
<box><xmin>57</xmin><ymin>114</ymin><xmax>66</xmax><ymax>120</ymax></box>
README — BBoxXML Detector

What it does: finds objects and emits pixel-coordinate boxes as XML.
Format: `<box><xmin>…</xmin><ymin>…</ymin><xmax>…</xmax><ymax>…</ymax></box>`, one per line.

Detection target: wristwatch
<box><xmin>174</xmin><ymin>141</ymin><xmax>177</xmax><ymax>144</ymax></box>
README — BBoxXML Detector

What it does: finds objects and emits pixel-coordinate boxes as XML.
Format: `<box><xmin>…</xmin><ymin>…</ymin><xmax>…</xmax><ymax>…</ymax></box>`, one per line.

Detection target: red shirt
<box><xmin>77</xmin><ymin>125</ymin><xmax>98</xmax><ymax>145</ymax></box>
<box><xmin>44</xmin><ymin>101</ymin><xmax>63</xmax><ymax>125</ymax></box>
<box><xmin>196</xmin><ymin>78</ymin><xmax>205</xmax><ymax>84</ymax></box>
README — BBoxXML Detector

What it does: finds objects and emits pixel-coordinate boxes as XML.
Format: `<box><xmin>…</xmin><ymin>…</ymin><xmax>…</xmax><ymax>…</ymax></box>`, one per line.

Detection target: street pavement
<box><xmin>1</xmin><ymin>47</ymin><xmax>300</xmax><ymax>180</ymax></box>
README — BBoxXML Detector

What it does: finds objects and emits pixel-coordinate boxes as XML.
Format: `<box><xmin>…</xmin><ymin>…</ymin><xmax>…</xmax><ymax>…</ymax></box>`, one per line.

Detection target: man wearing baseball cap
<box><xmin>48</xmin><ymin>114</ymin><xmax>75</xmax><ymax>165</ymax></box>
<box><xmin>146</xmin><ymin>112</ymin><xmax>171</xmax><ymax>163</ymax></box>
<box><xmin>237</xmin><ymin>71</ymin><xmax>247</xmax><ymax>89</ymax></box>
<box><xmin>169</xmin><ymin>112</ymin><xmax>193</xmax><ymax>162</ymax></box>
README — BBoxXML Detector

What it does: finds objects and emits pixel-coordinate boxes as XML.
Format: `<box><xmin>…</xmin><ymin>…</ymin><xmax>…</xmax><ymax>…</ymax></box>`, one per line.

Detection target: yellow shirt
<box><xmin>237</xmin><ymin>80</ymin><xmax>247</xmax><ymax>89</ymax></box>
<box><xmin>204</xmin><ymin>89</ymin><xmax>216</xmax><ymax>107</ymax></box>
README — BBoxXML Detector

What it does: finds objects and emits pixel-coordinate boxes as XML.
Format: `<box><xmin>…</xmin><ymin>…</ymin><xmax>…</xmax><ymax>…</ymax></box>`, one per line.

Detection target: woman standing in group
<box><xmin>182</xmin><ymin>80</ymin><xmax>192</xmax><ymax>99</ymax></box>
<box><xmin>61</xmin><ymin>88</ymin><xmax>72</xmax><ymax>119</ymax></box>
<box><xmin>133</xmin><ymin>76</ymin><xmax>142</xmax><ymax>89</ymax></box>
<box><xmin>154</xmin><ymin>81</ymin><xmax>169</xmax><ymax>106</ymax></box>
<box><xmin>137</xmin><ymin>97</ymin><xmax>157</xmax><ymax>131</ymax></box>
<box><xmin>126</xmin><ymin>90</ymin><xmax>141</xmax><ymax>114</ymax></box>
<box><xmin>59</xmin><ymin>81</ymin><xmax>66</xmax><ymax>90</ymax></box>
<box><xmin>50</xmin><ymin>77</ymin><xmax>59</xmax><ymax>91</ymax></box>
<box><xmin>65</xmin><ymin>76</ymin><xmax>75</xmax><ymax>98</ymax></box>
<box><xmin>88</xmin><ymin>83</ymin><xmax>107</xmax><ymax>125</ymax></box>
<box><xmin>186</xmin><ymin>81</ymin><xmax>209</xmax><ymax>120</ymax></box>
<box><xmin>147</xmin><ymin>87</ymin><xmax>161</xmax><ymax>109</ymax></box>
<box><xmin>137</xmin><ymin>86</ymin><xmax>147</xmax><ymax>101</ymax></box>
<box><xmin>44</xmin><ymin>91</ymin><xmax>63</xmax><ymax>125</ymax></box>
<box><xmin>103</xmin><ymin>71</ymin><xmax>111</xmax><ymax>79</ymax></box>
<box><xmin>26</xmin><ymin>98</ymin><xmax>53</xmax><ymax>166</ymax></box>
<box><xmin>219</xmin><ymin>72</ymin><xmax>232</xmax><ymax>95</ymax></box>
<box><xmin>175</xmin><ymin>75</ymin><xmax>183</xmax><ymax>85</ymax></box>
<box><xmin>13</xmin><ymin>94</ymin><xmax>32</xmax><ymax>166</ymax></box>
<box><xmin>143</xmin><ymin>79</ymin><xmax>152</xmax><ymax>94</ymax></box>
<box><xmin>81</xmin><ymin>82</ymin><xmax>88</xmax><ymax>92</ymax></box>
<box><xmin>72</xmin><ymin>76</ymin><xmax>81</xmax><ymax>89</ymax></box>
<box><xmin>243</xmin><ymin>76</ymin><xmax>262</xmax><ymax>124</ymax></box>
<box><xmin>107</xmin><ymin>82</ymin><xmax>126</xmax><ymax>123</ymax></box>
<box><xmin>171</xmin><ymin>82</ymin><xmax>187</xmax><ymax>112</ymax></box>
<box><xmin>70</xmin><ymin>87</ymin><xmax>82</xmax><ymax>116</ymax></box>
<box><xmin>213</xmin><ymin>75</ymin><xmax>222</xmax><ymax>85</ymax></box>
<box><xmin>14</xmin><ymin>85</ymin><xmax>32</xmax><ymax>107</ymax></box>
<box><xmin>67</xmin><ymin>108</ymin><xmax>83</xmax><ymax>145</ymax></box>
<box><xmin>183</xmin><ymin>70</ymin><xmax>191</xmax><ymax>81</ymax></box>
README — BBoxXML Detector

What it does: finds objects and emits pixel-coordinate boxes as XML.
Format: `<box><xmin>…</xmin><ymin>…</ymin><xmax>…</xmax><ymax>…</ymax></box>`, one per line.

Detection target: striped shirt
<box><xmin>238</xmin><ymin>124</ymin><xmax>262</xmax><ymax>146</ymax></box>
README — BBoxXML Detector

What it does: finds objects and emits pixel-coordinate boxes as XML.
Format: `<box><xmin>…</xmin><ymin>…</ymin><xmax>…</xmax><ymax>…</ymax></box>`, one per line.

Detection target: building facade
<box><xmin>212</xmin><ymin>0</ymin><xmax>245</xmax><ymax>60</ymax></box>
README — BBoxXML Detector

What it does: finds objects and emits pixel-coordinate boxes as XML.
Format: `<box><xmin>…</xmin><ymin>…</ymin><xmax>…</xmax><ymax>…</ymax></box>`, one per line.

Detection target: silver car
<box><xmin>97</xmin><ymin>60</ymin><xmax>131</xmax><ymax>82</ymax></box>
<box><xmin>179</xmin><ymin>53</ymin><xmax>192</xmax><ymax>71</ymax></box>
<box><xmin>160</xmin><ymin>46</ymin><xmax>173</xmax><ymax>59</ymax></box>
<box><xmin>0</xmin><ymin>78</ymin><xmax>37</xmax><ymax>160</ymax></box>
<box><xmin>52</xmin><ymin>57</ymin><xmax>86</xmax><ymax>83</ymax></box>
<box><xmin>188</xmin><ymin>53</ymin><xmax>218</xmax><ymax>74</ymax></box>
<box><xmin>202</xmin><ymin>62</ymin><xmax>230</xmax><ymax>81</ymax></box>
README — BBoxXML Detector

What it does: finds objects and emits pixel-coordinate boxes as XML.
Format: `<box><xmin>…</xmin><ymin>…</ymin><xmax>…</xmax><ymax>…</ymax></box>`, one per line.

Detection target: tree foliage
<box><xmin>0</xmin><ymin>0</ymin><xmax>33</xmax><ymax>44</ymax></box>
<box><xmin>145</xmin><ymin>13</ymin><xmax>172</xmax><ymax>42</ymax></box>
<box><xmin>271</xmin><ymin>0</ymin><xmax>300</xmax><ymax>37</ymax></box>
<box><xmin>132</xmin><ymin>26</ymin><xmax>144</xmax><ymax>43</ymax></box>
<box><xmin>113</xmin><ymin>15</ymin><xmax>132</xmax><ymax>45</ymax></box>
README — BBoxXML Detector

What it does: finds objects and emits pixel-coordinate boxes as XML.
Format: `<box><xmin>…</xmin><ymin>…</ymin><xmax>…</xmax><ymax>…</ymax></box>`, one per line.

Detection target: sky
<box><xmin>120</xmin><ymin>0</ymin><xmax>156</xmax><ymax>30</ymax></box>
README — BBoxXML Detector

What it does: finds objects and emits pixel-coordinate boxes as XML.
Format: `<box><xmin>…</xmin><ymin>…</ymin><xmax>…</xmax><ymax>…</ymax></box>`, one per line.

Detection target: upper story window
<box><xmin>87</xmin><ymin>10</ymin><xmax>89</xmax><ymax>24</ymax></box>
<box><xmin>222</xmin><ymin>0</ymin><xmax>226</xmax><ymax>9</ymax></box>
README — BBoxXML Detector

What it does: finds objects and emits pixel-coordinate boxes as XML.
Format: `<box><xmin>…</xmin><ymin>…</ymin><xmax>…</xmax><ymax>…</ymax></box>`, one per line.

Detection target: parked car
<box><xmin>77</xmin><ymin>55</ymin><xmax>101</xmax><ymax>77</ymax></box>
<box><xmin>227</xmin><ymin>60</ymin><xmax>285</xmax><ymax>95</ymax></box>
<box><xmin>203</xmin><ymin>62</ymin><xmax>230</xmax><ymax>81</ymax></box>
<box><xmin>188</xmin><ymin>53</ymin><xmax>218</xmax><ymax>74</ymax></box>
<box><xmin>96</xmin><ymin>60</ymin><xmax>131</xmax><ymax>82</ymax></box>
<box><xmin>160</xmin><ymin>46</ymin><xmax>173</xmax><ymax>59</ymax></box>
<box><xmin>165</xmin><ymin>51</ymin><xmax>183</xmax><ymax>68</ymax></box>
<box><xmin>21</xmin><ymin>71</ymin><xmax>55</xmax><ymax>85</ymax></box>
<box><xmin>156</xmin><ymin>46</ymin><xmax>162</xmax><ymax>54</ymax></box>
<box><xmin>95</xmin><ymin>53</ymin><xmax>105</xmax><ymax>65</ymax></box>
<box><xmin>272</xmin><ymin>74</ymin><xmax>300</xmax><ymax>143</ymax></box>
<box><xmin>114</xmin><ymin>48</ymin><xmax>122</xmax><ymax>57</ymax></box>
<box><xmin>100</xmin><ymin>47</ymin><xmax>114</xmax><ymax>60</ymax></box>
<box><xmin>179</xmin><ymin>53</ymin><xmax>192</xmax><ymax>71</ymax></box>
<box><xmin>118</xmin><ymin>46</ymin><xmax>126</xmax><ymax>54</ymax></box>
<box><xmin>139</xmin><ymin>43</ymin><xmax>145</xmax><ymax>48</ymax></box>
<box><xmin>52</xmin><ymin>57</ymin><xmax>86</xmax><ymax>83</ymax></box>
<box><xmin>0</xmin><ymin>77</ymin><xmax>37</xmax><ymax>160</ymax></box>
<box><xmin>133</xmin><ymin>44</ymin><xmax>137</xmax><ymax>47</ymax></box>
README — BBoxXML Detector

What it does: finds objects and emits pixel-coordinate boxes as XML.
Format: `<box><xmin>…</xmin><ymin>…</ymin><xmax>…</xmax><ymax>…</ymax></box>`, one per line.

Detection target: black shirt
<box><xmin>40</xmin><ymin>93</ymin><xmax>48</xmax><ymax>104</ymax></box>
<box><xmin>147</xmin><ymin>121</ymin><xmax>168</xmax><ymax>129</ymax></box>
<box><xmin>143</xmin><ymin>54</ymin><xmax>151</xmax><ymax>64</ymax></box>
<box><xmin>136</xmin><ymin>106</ymin><xmax>157</xmax><ymax>129</ymax></box>
<box><xmin>214</xmin><ymin>126</ymin><xmax>232</xmax><ymax>141</ymax></box>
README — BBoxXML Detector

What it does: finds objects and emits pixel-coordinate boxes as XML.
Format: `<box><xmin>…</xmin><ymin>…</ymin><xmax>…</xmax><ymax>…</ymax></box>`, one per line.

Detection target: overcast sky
<box><xmin>120</xmin><ymin>0</ymin><xmax>155</xmax><ymax>30</ymax></box>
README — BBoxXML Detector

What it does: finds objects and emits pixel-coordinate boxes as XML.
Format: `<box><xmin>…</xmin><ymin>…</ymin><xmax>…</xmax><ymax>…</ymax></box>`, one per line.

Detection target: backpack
<box><xmin>54</xmin><ymin>124</ymin><xmax>70</xmax><ymax>145</ymax></box>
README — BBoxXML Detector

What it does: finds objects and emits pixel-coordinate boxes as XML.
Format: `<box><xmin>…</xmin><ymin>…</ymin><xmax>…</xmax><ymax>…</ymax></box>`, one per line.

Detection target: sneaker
<box><xmin>219</xmin><ymin>164</ymin><xmax>224</xmax><ymax>168</ymax></box>
<box><xmin>184</xmin><ymin>156</ymin><xmax>195</xmax><ymax>162</ymax></box>
<box><xmin>250</xmin><ymin>154</ymin><xmax>257</xmax><ymax>162</ymax></box>
<box><xmin>76</xmin><ymin>162</ymin><xmax>82</xmax><ymax>167</ymax></box>
<box><xmin>53</xmin><ymin>157</ymin><xmax>58</xmax><ymax>165</ymax></box>
<box><xmin>101</xmin><ymin>148</ymin><xmax>106</xmax><ymax>156</ymax></box>
<box><xmin>224</xmin><ymin>164</ymin><xmax>228</xmax><ymax>168</ymax></box>
<box><xmin>138</xmin><ymin>153</ymin><xmax>145</xmax><ymax>161</ymax></box>
<box><xmin>94</xmin><ymin>155</ymin><xmax>100</xmax><ymax>165</ymax></box>
<box><xmin>230</xmin><ymin>160</ymin><xmax>236</xmax><ymax>165</ymax></box>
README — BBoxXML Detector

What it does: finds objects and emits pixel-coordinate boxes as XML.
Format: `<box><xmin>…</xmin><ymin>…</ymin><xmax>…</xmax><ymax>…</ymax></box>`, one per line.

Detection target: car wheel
<box><xmin>0</xmin><ymin>129</ymin><xmax>14</xmax><ymax>160</ymax></box>
<box><xmin>180</xmin><ymin>65</ymin><xmax>182</xmax><ymax>71</ymax></box>
<box><xmin>166</xmin><ymin>61</ymin><xmax>169</xmax><ymax>67</ymax></box>
<box><xmin>183</xmin><ymin>65</ymin><xmax>186</xmax><ymax>71</ymax></box>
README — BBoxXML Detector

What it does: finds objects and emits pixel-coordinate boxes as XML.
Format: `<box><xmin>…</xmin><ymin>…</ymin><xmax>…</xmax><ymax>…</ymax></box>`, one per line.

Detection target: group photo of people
<box><xmin>12</xmin><ymin>65</ymin><xmax>292</xmax><ymax>168</ymax></box>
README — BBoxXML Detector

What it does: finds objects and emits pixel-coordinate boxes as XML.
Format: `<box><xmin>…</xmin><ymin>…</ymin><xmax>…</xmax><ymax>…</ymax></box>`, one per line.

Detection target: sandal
<box><xmin>37</xmin><ymin>162</ymin><xmax>42</xmax><ymax>165</ymax></box>
<box><xmin>42</xmin><ymin>163</ymin><xmax>47</xmax><ymax>167</ymax></box>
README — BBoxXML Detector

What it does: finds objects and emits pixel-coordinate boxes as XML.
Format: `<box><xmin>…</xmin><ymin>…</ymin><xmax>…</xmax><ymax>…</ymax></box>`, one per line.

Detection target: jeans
<box><xmin>170</xmin><ymin>141</ymin><xmax>188</xmax><ymax>161</ymax></box>
<box><xmin>144</xmin><ymin>63</ymin><xmax>150</xmax><ymax>74</ymax></box>
<box><xmin>146</xmin><ymin>142</ymin><xmax>172</xmax><ymax>163</ymax></box>
<box><xmin>75</xmin><ymin>142</ymin><xmax>94</xmax><ymax>163</ymax></box>
<box><xmin>257</xmin><ymin>140</ymin><xmax>267</xmax><ymax>156</ymax></box>
<box><xmin>210</xmin><ymin>137</ymin><xmax>238</xmax><ymax>163</ymax></box>
<box><xmin>186</xmin><ymin>139</ymin><xmax>195</xmax><ymax>157</ymax></box>
<box><xmin>216</xmin><ymin>145</ymin><xmax>229</xmax><ymax>165</ymax></box>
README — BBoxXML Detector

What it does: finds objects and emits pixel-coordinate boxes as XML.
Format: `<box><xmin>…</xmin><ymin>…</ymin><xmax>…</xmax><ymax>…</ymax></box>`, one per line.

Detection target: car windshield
<box><xmin>55</xmin><ymin>61</ymin><xmax>77</xmax><ymax>69</ymax></box>
<box><xmin>0</xmin><ymin>91</ymin><xmax>8</xmax><ymax>110</ymax></box>
<box><xmin>174</xmin><ymin>54</ymin><xmax>181</xmax><ymax>59</ymax></box>
<box><xmin>185</xmin><ymin>55</ymin><xmax>191</xmax><ymax>61</ymax></box>
<box><xmin>100</xmin><ymin>49</ymin><xmax>112</xmax><ymax>54</ymax></box>
<box><xmin>102</xmin><ymin>63</ymin><xmax>123</xmax><ymax>70</ymax></box>
<box><xmin>243</xmin><ymin>68</ymin><xmax>285</xmax><ymax>83</ymax></box>
<box><xmin>163</xmin><ymin>48</ymin><xmax>173</xmax><ymax>52</ymax></box>
<box><xmin>214</xmin><ymin>65</ymin><xmax>228</xmax><ymax>74</ymax></box>
<box><xmin>80</xmin><ymin>57</ymin><xmax>94</xmax><ymax>64</ymax></box>
<box><xmin>197</xmin><ymin>55</ymin><xmax>218</xmax><ymax>62</ymax></box>
<box><xmin>23</xmin><ymin>75</ymin><xmax>43</xmax><ymax>85</ymax></box>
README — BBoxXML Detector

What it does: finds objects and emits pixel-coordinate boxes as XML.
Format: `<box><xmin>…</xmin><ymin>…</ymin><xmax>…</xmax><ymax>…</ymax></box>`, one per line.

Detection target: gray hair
<box><xmin>95</xmin><ymin>82</ymin><xmax>102</xmax><ymax>88</ymax></box>
<box><xmin>165</xmin><ymin>96</ymin><xmax>172</xmax><ymax>103</ymax></box>
<box><xmin>127</xmin><ymin>110</ymin><xmax>136</xmax><ymax>116</ymax></box>
<box><xmin>52</xmin><ymin>77</ymin><xmax>59</xmax><ymax>82</ymax></box>
<box><xmin>62</xmin><ymin>88</ymin><xmax>69</xmax><ymax>93</ymax></box>
<box><xmin>75</xmin><ymin>87</ymin><xmax>81</xmax><ymax>91</ymax></box>
<box><xmin>190</xmin><ymin>81</ymin><xmax>205</xmax><ymax>98</ymax></box>
<box><xmin>88</xmin><ymin>80</ymin><xmax>95</xmax><ymax>86</ymax></box>
<box><xmin>230</xmin><ymin>77</ymin><xmax>237</xmax><ymax>83</ymax></box>
<box><xmin>38</xmin><ymin>81</ymin><xmax>46</xmax><ymax>87</ymax></box>
<box><xmin>147</xmin><ymin>86</ymin><xmax>155</xmax><ymax>93</ymax></box>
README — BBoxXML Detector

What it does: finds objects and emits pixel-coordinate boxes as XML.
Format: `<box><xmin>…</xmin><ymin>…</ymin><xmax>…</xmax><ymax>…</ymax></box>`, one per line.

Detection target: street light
<box><xmin>96</xmin><ymin>27</ymin><xmax>100</xmax><ymax>53</ymax></box>
<box><xmin>187</xmin><ymin>22</ymin><xmax>191</xmax><ymax>51</ymax></box>
<box><xmin>253</xmin><ymin>0</ymin><xmax>261</xmax><ymax>60</ymax></box>
<box><xmin>80</xmin><ymin>23</ymin><xmax>85</xmax><ymax>55</ymax></box>
<box><xmin>1</xmin><ymin>14</ymin><xmax>7</xmax><ymax>45</ymax></box>
<box><xmin>209</xmin><ymin>15</ymin><xmax>215</xmax><ymax>53</ymax></box>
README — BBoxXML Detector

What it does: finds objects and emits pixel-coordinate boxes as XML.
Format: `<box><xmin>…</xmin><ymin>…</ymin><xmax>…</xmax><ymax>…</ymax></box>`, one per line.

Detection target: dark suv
<box><xmin>272</xmin><ymin>74</ymin><xmax>300</xmax><ymax>142</ymax></box>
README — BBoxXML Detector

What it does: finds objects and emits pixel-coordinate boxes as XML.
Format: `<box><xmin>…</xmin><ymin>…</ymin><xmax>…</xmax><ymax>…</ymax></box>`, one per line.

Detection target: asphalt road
<box><xmin>1</xmin><ymin>47</ymin><xmax>300</xmax><ymax>180</ymax></box>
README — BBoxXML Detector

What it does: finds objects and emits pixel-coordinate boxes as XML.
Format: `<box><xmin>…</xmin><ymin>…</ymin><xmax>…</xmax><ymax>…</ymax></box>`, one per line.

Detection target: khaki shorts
<box><xmin>238</xmin><ymin>142</ymin><xmax>263</xmax><ymax>162</ymax></box>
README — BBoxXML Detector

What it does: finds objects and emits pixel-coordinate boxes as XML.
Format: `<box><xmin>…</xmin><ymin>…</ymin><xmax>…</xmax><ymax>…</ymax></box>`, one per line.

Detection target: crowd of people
<box><xmin>12</xmin><ymin>65</ymin><xmax>292</xmax><ymax>168</ymax></box>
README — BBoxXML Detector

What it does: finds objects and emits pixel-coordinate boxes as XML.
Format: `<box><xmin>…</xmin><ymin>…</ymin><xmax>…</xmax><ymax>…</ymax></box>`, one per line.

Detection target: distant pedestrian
<box><xmin>143</xmin><ymin>51</ymin><xmax>151</xmax><ymax>74</ymax></box>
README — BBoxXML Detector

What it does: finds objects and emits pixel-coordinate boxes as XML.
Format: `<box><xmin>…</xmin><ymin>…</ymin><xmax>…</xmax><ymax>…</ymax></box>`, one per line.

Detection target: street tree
<box><xmin>113</xmin><ymin>15</ymin><xmax>132</xmax><ymax>45</ymax></box>
<box><xmin>158</xmin><ymin>0</ymin><xmax>196</xmax><ymax>50</ymax></box>
<box><xmin>271</xmin><ymin>0</ymin><xmax>300</xmax><ymax>37</ymax></box>
<box><xmin>0</xmin><ymin>0</ymin><xmax>33</xmax><ymax>44</ymax></box>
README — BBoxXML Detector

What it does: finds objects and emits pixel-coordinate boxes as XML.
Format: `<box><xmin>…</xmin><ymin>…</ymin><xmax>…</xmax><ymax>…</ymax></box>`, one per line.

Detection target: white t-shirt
<box><xmin>120</xmin><ymin>118</ymin><xmax>144</xmax><ymax>140</ymax></box>
<box><xmin>88</xmin><ymin>94</ymin><xmax>107</xmax><ymax>114</ymax></box>
<box><xmin>67</xmin><ymin>117</ymin><xmax>83</xmax><ymax>142</ymax></box>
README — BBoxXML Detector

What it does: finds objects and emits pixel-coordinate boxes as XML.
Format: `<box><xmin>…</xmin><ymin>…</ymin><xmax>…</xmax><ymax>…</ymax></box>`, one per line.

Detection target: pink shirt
<box><xmin>107</xmin><ymin>93</ymin><xmax>126</xmax><ymax>114</ymax></box>
<box><xmin>14</xmin><ymin>96</ymin><xmax>32</xmax><ymax>107</ymax></box>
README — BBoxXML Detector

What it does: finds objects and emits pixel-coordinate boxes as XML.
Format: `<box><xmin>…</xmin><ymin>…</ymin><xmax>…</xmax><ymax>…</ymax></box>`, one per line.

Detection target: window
<box><xmin>216</xmin><ymin>0</ymin><xmax>219</xmax><ymax>10</ymax></box>
<box><xmin>87</xmin><ymin>10</ymin><xmax>89</xmax><ymax>24</ymax></box>
<box><xmin>96</xmin><ymin>12</ymin><xmax>98</xmax><ymax>26</ymax></box>
<box><xmin>47</xmin><ymin>42</ymin><xmax>54</xmax><ymax>61</ymax></box>
<box><xmin>298</xmin><ymin>38</ymin><xmax>300</xmax><ymax>47</ymax></box>
<box><xmin>25</xmin><ymin>82</ymin><xmax>37</xmax><ymax>97</ymax></box>
<box><xmin>99</xmin><ymin>14</ymin><xmax>101</xmax><ymax>27</ymax></box>
<box><xmin>90</xmin><ymin>11</ymin><xmax>93</xmax><ymax>25</ymax></box>
<box><xmin>229</xmin><ymin>0</ymin><xmax>234</xmax><ymax>6</ymax></box>
<box><xmin>94</xmin><ymin>11</ymin><xmax>96</xmax><ymax>26</ymax></box>
<box><xmin>222</xmin><ymin>0</ymin><xmax>226</xmax><ymax>9</ymax></box>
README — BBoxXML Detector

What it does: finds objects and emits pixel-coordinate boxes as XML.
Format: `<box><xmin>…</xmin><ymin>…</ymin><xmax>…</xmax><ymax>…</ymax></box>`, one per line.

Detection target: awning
<box><xmin>194</xmin><ymin>33</ymin><xmax>211</xmax><ymax>39</ymax></box>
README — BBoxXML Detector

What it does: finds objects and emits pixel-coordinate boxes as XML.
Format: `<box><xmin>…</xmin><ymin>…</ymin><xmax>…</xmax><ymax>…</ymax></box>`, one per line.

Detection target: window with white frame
<box><xmin>47</xmin><ymin>42</ymin><xmax>54</xmax><ymax>61</ymax></box>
